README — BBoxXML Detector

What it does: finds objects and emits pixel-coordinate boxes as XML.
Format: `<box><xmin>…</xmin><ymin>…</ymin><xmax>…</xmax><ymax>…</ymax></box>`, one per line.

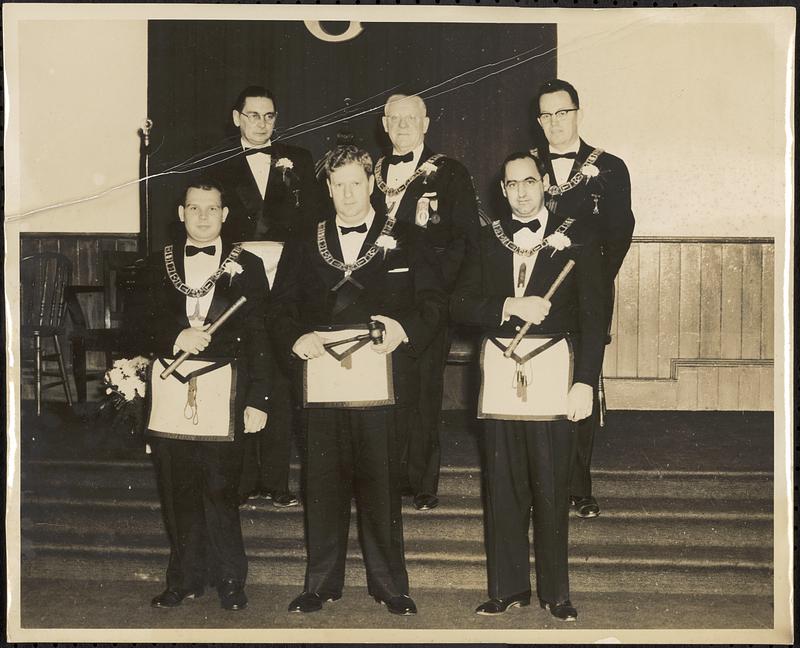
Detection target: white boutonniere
<box><xmin>223</xmin><ymin>260</ymin><xmax>244</xmax><ymax>278</ymax></box>
<box><xmin>547</xmin><ymin>232</ymin><xmax>572</xmax><ymax>252</ymax></box>
<box><xmin>376</xmin><ymin>235</ymin><xmax>398</xmax><ymax>251</ymax></box>
<box><xmin>274</xmin><ymin>157</ymin><xmax>294</xmax><ymax>171</ymax></box>
<box><xmin>420</xmin><ymin>161</ymin><xmax>439</xmax><ymax>176</ymax></box>
<box><xmin>581</xmin><ymin>163</ymin><xmax>599</xmax><ymax>178</ymax></box>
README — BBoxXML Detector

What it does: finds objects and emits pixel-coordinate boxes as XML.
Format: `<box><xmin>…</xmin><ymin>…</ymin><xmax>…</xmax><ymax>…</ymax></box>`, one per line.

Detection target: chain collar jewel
<box><xmin>543</xmin><ymin>147</ymin><xmax>604</xmax><ymax>197</ymax></box>
<box><xmin>374</xmin><ymin>153</ymin><xmax>445</xmax><ymax>198</ymax></box>
<box><xmin>164</xmin><ymin>244</ymin><xmax>243</xmax><ymax>297</ymax></box>
<box><xmin>491</xmin><ymin>218</ymin><xmax>575</xmax><ymax>257</ymax></box>
<box><xmin>317</xmin><ymin>218</ymin><xmax>397</xmax><ymax>277</ymax></box>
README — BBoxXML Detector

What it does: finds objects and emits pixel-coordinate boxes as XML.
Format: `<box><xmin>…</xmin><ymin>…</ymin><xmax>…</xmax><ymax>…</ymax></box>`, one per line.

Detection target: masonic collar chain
<box><xmin>317</xmin><ymin>217</ymin><xmax>396</xmax><ymax>291</ymax></box>
<box><xmin>491</xmin><ymin>217</ymin><xmax>575</xmax><ymax>257</ymax></box>
<box><xmin>374</xmin><ymin>153</ymin><xmax>445</xmax><ymax>198</ymax></box>
<box><xmin>164</xmin><ymin>244</ymin><xmax>243</xmax><ymax>298</ymax></box>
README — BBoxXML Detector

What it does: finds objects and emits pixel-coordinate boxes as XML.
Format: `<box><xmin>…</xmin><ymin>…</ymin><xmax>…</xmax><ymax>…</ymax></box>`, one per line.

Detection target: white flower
<box><xmin>223</xmin><ymin>260</ymin><xmax>244</xmax><ymax>278</ymax></box>
<box><xmin>547</xmin><ymin>232</ymin><xmax>572</xmax><ymax>251</ymax></box>
<box><xmin>420</xmin><ymin>161</ymin><xmax>439</xmax><ymax>175</ymax></box>
<box><xmin>581</xmin><ymin>163</ymin><xmax>599</xmax><ymax>178</ymax></box>
<box><xmin>376</xmin><ymin>235</ymin><xmax>398</xmax><ymax>250</ymax></box>
<box><xmin>275</xmin><ymin>157</ymin><xmax>294</xmax><ymax>170</ymax></box>
<box><xmin>105</xmin><ymin>357</ymin><xmax>149</xmax><ymax>401</ymax></box>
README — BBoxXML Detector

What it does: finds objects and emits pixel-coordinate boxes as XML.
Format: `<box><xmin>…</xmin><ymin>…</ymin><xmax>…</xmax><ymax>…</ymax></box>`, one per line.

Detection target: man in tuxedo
<box><xmin>451</xmin><ymin>153</ymin><xmax>605</xmax><ymax>620</ymax></box>
<box><xmin>269</xmin><ymin>145</ymin><xmax>446</xmax><ymax>616</ymax></box>
<box><xmin>127</xmin><ymin>180</ymin><xmax>271</xmax><ymax>611</ymax></box>
<box><xmin>532</xmin><ymin>79</ymin><xmax>635</xmax><ymax>518</ymax></box>
<box><xmin>213</xmin><ymin>85</ymin><xmax>323</xmax><ymax>508</ymax></box>
<box><xmin>372</xmin><ymin>93</ymin><xmax>481</xmax><ymax>510</ymax></box>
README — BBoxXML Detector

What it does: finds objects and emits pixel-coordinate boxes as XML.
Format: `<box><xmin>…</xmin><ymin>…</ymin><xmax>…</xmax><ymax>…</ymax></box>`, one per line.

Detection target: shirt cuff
<box><xmin>501</xmin><ymin>298</ymin><xmax>512</xmax><ymax>325</ymax></box>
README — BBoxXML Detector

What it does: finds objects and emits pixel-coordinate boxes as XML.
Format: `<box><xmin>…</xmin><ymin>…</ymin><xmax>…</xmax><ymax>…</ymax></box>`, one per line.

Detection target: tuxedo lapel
<box><xmin>165</xmin><ymin>244</ymin><xmax>191</xmax><ymax>329</ymax></box>
<box><xmin>356</xmin><ymin>211</ymin><xmax>386</xmax><ymax>259</ymax></box>
<box><xmin>492</xmin><ymin>217</ymin><xmax>516</xmax><ymax>298</ymax></box>
<box><xmin>204</xmin><ymin>242</ymin><xmax>236</xmax><ymax>325</ymax></box>
<box><xmin>313</xmin><ymin>216</ymin><xmax>347</xmax><ymax>289</ymax></box>
<box><xmin>569</xmin><ymin>139</ymin><xmax>594</xmax><ymax>178</ymax></box>
<box><xmin>387</xmin><ymin>145</ymin><xmax>435</xmax><ymax>223</ymax></box>
<box><xmin>525</xmin><ymin>214</ymin><xmax>559</xmax><ymax>297</ymax></box>
<box><xmin>235</xmin><ymin>153</ymin><xmax>265</xmax><ymax>217</ymax></box>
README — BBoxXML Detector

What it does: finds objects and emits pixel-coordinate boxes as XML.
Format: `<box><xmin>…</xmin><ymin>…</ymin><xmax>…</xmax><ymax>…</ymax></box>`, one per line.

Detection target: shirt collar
<box><xmin>549</xmin><ymin>140</ymin><xmax>580</xmax><ymax>156</ymax></box>
<box><xmin>512</xmin><ymin>205</ymin><xmax>548</xmax><ymax>224</ymax></box>
<box><xmin>335</xmin><ymin>208</ymin><xmax>375</xmax><ymax>232</ymax></box>
<box><xmin>391</xmin><ymin>142</ymin><xmax>425</xmax><ymax>165</ymax></box>
<box><xmin>241</xmin><ymin>138</ymin><xmax>272</xmax><ymax>151</ymax></box>
<box><xmin>184</xmin><ymin>236</ymin><xmax>222</xmax><ymax>255</ymax></box>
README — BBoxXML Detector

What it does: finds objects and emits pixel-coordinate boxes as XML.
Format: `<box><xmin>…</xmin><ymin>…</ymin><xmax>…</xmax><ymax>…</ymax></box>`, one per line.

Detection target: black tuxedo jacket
<box><xmin>125</xmin><ymin>238</ymin><xmax>272</xmax><ymax>415</ymax></box>
<box><xmin>534</xmin><ymin>139</ymin><xmax>635</xmax><ymax>288</ymax></box>
<box><xmin>450</xmin><ymin>212</ymin><xmax>606</xmax><ymax>386</ymax></box>
<box><xmin>210</xmin><ymin>139</ymin><xmax>324</xmax><ymax>243</ymax></box>
<box><xmin>268</xmin><ymin>211</ymin><xmax>447</xmax><ymax>405</ymax></box>
<box><xmin>371</xmin><ymin>145</ymin><xmax>480</xmax><ymax>288</ymax></box>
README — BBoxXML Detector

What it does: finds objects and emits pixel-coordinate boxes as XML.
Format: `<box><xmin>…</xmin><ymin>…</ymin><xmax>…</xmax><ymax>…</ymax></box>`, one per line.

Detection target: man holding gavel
<box><xmin>268</xmin><ymin>145</ymin><xmax>446</xmax><ymax>616</ymax></box>
<box><xmin>126</xmin><ymin>179</ymin><xmax>271</xmax><ymax>612</ymax></box>
<box><xmin>450</xmin><ymin>152</ymin><xmax>605</xmax><ymax>621</ymax></box>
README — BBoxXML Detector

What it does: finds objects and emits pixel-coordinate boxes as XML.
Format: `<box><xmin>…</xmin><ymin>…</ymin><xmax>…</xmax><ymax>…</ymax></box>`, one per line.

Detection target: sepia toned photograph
<box><xmin>4</xmin><ymin>3</ymin><xmax>794</xmax><ymax>644</ymax></box>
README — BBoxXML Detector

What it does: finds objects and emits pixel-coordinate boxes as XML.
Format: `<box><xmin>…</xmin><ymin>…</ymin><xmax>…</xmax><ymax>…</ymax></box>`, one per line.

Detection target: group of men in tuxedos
<box><xmin>127</xmin><ymin>79</ymin><xmax>633</xmax><ymax>618</ymax></box>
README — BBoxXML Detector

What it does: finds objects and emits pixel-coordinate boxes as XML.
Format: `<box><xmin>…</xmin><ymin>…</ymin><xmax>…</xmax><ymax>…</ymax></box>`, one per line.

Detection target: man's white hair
<box><xmin>384</xmin><ymin>93</ymin><xmax>427</xmax><ymax>116</ymax></box>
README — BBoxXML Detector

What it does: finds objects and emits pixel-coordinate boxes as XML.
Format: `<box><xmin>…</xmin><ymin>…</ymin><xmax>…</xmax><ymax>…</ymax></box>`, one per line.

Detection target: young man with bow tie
<box><xmin>269</xmin><ymin>145</ymin><xmax>446</xmax><ymax>616</ymax></box>
<box><xmin>126</xmin><ymin>180</ymin><xmax>271</xmax><ymax>611</ymax></box>
<box><xmin>532</xmin><ymin>79</ymin><xmax>635</xmax><ymax>519</ymax></box>
<box><xmin>212</xmin><ymin>85</ymin><xmax>324</xmax><ymax>510</ymax></box>
<box><xmin>451</xmin><ymin>152</ymin><xmax>606</xmax><ymax>621</ymax></box>
<box><xmin>372</xmin><ymin>93</ymin><xmax>481</xmax><ymax>511</ymax></box>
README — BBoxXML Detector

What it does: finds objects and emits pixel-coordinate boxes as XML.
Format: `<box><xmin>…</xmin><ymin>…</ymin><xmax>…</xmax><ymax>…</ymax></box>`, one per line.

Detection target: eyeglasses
<box><xmin>538</xmin><ymin>108</ymin><xmax>578</xmax><ymax>123</ymax></box>
<box><xmin>240</xmin><ymin>111</ymin><xmax>277</xmax><ymax>124</ymax></box>
<box><xmin>385</xmin><ymin>114</ymin><xmax>422</xmax><ymax>125</ymax></box>
<box><xmin>504</xmin><ymin>178</ymin><xmax>541</xmax><ymax>192</ymax></box>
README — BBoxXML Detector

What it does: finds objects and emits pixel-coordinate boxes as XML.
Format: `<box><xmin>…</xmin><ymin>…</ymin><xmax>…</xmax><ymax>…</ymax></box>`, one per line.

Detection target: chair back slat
<box><xmin>21</xmin><ymin>253</ymin><xmax>73</xmax><ymax>331</ymax></box>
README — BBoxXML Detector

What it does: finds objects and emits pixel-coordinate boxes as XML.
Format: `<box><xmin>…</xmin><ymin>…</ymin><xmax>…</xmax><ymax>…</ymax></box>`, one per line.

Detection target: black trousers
<box><xmin>406</xmin><ymin>326</ymin><xmax>450</xmax><ymax>495</ymax></box>
<box><xmin>482</xmin><ymin>418</ymin><xmax>577</xmax><ymax>605</ymax></box>
<box><xmin>302</xmin><ymin>407</ymin><xmax>409</xmax><ymax>601</ymax></box>
<box><xmin>570</xmin><ymin>385</ymin><xmax>600</xmax><ymax>497</ymax></box>
<box><xmin>150</xmin><ymin>436</ymin><xmax>247</xmax><ymax>590</ymax></box>
<box><xmin>239</xmin><ymin>365</ymin><xmax>294</xmax><ymax>496</ymax></box>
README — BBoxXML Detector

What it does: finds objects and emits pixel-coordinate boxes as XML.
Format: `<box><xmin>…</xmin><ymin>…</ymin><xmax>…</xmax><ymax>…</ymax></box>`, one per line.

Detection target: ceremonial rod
<box><xmin>504</xmin><ymin>259</ymin><xmax>576</xmax><ymax>358</ymax></box>
<box><xmin>160</xmin><ymin>296</ymin><xmax>248</xmax><ymax>380</ymax></box>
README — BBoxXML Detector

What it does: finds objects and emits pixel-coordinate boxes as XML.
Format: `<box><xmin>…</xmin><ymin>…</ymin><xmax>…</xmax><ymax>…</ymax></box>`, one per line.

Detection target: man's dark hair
<box><xmin>233</xmin><ymin>85</ymin><xmax>277</xmax><ymax>113</ymax></box>
<box><xmin>322</xmin><ymin>145</ymin><xmax>373</xmax><ymax>179</ymax></box>
<box><xmin>501</xmin><ymin>151</ymin><xmax>546</xmax><ymax>180</ymax></box>
<box><xmin>535</xmin><ymin>79</ymin><xmax>580</xmax><ymax>113</ymax></box>
<box><xmin>183</xmin><ymin>178</ymin><xmax>227</xmax><ymax>207</ymax></box>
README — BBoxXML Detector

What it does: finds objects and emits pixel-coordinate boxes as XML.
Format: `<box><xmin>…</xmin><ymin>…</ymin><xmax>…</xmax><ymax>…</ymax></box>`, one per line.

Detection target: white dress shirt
<box><xmin>184</xmin><ymin>237</ymin><xmax>222</xmax><ymax>327</ymax></box>
<box><xmin>243</xmin><ymin>137</ymin><xmax>271</xmax><ymax>199</ymax></box>
<box><xmin>501</xmin><ymin>206</ymin><xmax>549</xmax><ymax>323</ymax></box>
<box><xmin>549</xmin><ymin>142</ymin><xmax>581</xmax><ymax>186</ymax></box>
<box><xmin>384</xmin><ymin>143</ymin><xmax>425</xmax><ymax>209</ymax></box>
<box><xmin>335</xmin><ymin>209</ymin><xmax>375</xmax><ymax>265</ymax></box>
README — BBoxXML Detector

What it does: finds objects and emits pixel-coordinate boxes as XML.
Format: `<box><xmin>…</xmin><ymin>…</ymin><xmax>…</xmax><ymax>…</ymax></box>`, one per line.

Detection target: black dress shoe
<box><xmin>475</xmin><ymin>591</ymin><xmax>531</xmax><ymax>615</ymax></box>
<box><xmin>151</xmin><ymin>587</ymin><xmax>203</xmax><ymax>608</ymax></box>
<box><xmin>265</xmin><ymin>490</ymin><xmax>299</xmax><ymax>508</ymax></box>
<box><xmin>239</xmin><ymin>490</ymin><xmax>257</xmax><ymax>506</ymax></box>
<box><xmin>413</xmin><ymin>493</ymin><xmax>439</xmax><ymax>510</ymax></box>
<box><xmin>570</xmin><ymin>495</ymin><xmax>600</xmax><ymax>518</ymax></box>
<box><xmin>217</xmin><ymin>579</ymin><xmax>247</xmax><ymax>611</ymax></box>
<box><xmin>374</xmin><ymin>594</ymin><xmax>417</xmax><ymax>616</ymax></box>
<box><xmin>540</xmin><ymin>599</ymin><xmax>578</xmax><ymax>621</ymax></box>
<box><xmin>288</xmin><ymin>591</ymin><xmax>341</xmax><ymax>613</ymax></box>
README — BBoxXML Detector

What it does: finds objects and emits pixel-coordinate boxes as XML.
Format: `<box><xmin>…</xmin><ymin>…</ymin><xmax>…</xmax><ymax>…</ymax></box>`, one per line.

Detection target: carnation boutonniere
<box><xmin>420</xmin><ymin>160</ymin><xmax>440</xmax><ymax>187</ymax></box>
<box><xmin>376</xmin><ymin>234</ymin><xmax>398</xmax><ymax>259</ymax></box>
<box><xmin>580</xmin><ymin>163</ymin><xmax>599</xmax><ymax>179</ymax></box>
<box><xmin>274</xmin><ymin>157</ymin><xmax>294</xmax><ymax>171</ymax></box>
<box><xmin>546</xmin><ymin>232</ymin><xmax>572</xmax><ymax>256</ymax></box>
<box><xmin>223</xmin><ymin>260</ymin><xmax>244</xmax><ymax>279</ymax></box>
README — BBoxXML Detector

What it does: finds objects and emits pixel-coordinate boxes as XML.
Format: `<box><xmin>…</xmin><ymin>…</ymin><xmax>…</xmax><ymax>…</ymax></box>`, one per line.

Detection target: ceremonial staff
<box><xmin>160</xmin><ymin>296</ymin><xmax>248</xmax><ymax>379</ymax></box>
<box><xmin>504</xmin><ymin>259</ymin><xmax>576</xmax><ymax>358</ymax></box>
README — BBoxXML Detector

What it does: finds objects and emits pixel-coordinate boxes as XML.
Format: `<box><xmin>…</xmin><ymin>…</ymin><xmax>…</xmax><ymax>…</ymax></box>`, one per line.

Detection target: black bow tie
<box><xmin>185</xmin><ymin>245</ymin><xmax>216</xmax><ymax>257</ymax></box>
<box><xmin>244</xmin><ymin>146</ymin><xmax>273</xmax><ymax>156</ymax></box>
<box><xmin>339</xmin><ymin>223</ymin><xmax>368</xmax><ymax>235</ymax></box>
<box><xmin>550</xmin><ymin>151</ymin><xmax>577</xmax><ymax>160</ymax></box>
<box><xmin>508</xmin><ymin>219</ymin><xmax>542</xmax><ymax>235</ymax></box>
<box><xmin>387</xmin><ymin>151</ymin><xmax>414</xmax><ymax>165</ymax></box>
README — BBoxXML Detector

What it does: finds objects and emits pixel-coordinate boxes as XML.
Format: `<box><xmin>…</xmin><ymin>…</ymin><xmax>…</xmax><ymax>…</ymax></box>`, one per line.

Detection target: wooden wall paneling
<box><xmin>760</xmin><ymin>244</ymin><xmax>774</xmax><ymax>359</ymax></box>
<box><xmin>696</xmin><ymin>366</ymin><xmax>719</xmax><ymax>409</ymax></box>
<box><xmin>717</xmin><ymin>366</ymin><xmax>740</xmax><ymax>409</ymax></box>
<box><xmin>636</xmin><ymin>244</ymin><xmax>660</xmax><ymax>377</ymax></box>
<box><xmin>699</xmin><ymin>243</ymin><xmax>722</xmax><ymax>358</ymax></box>
<box><xmin>604</xmin><ymin>274</ymin><xmax>620</xmax><ymax>377</ymax></box>
<box><xmin>757</xmin><ymin>364</ymin><xmax>773</xmax><ymax>411</ymax></box>
<box><xmin>720</xmin><ymin>244</ymin><xmax>744</xmax><ymax>359</ymax></box>
<box><xmin>116</xmin><ymin>238</ymin><xmax>139</xmax><ymax>252</ymax></box>
<box><xmin>679</xmin><ymin>243</ymin><xmax>701</xmax><ymax>359</ymax></box>
<box><xmin>741</xmin><ymin>244</ymin><xmax>763</xmax><ymax>359</ymax></box>
<box><xmin>738</xmin><ymin>366</ymin><xmax>762</xmax><ymax>410</ymax></box>
<box><xmin>676</xmin><ymin>365</ymin><xmax>698</xmax><ymax>410</ymax></box>
<box><xmin>657</xmin><ymin>243</ymin><xmax>680</xmax><ymax>378</ymax></box>
<box><xmin>616</xmin><ymin>243</ymin><xmax>639</xmax><ymax>377</ymax></box>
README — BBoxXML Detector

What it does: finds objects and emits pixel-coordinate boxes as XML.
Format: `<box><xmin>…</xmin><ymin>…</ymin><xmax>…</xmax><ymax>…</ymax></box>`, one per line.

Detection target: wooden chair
<box><xmin>20</xmin><ymin>253</ymin><xmax>74</xmax><ymax>414</ymax></box>
<box><xmin>67</xmin><ymin>251</ymin><xmax>143</xmax><ymax>402</ymax></box>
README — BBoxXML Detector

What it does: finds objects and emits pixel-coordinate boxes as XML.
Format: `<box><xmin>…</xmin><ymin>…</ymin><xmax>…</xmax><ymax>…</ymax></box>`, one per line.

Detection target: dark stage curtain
<box><xmin>146</xmin><ymin>20</ymin><xmax>556</xmax><ymax>250</ymax></box>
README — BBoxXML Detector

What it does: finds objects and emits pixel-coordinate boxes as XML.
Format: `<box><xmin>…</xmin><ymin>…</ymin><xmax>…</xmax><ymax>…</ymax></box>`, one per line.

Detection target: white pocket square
<box><xmin>388</xmin><ymin>267</ymin><xmax>410</xmax><ymax>273</ymax></box>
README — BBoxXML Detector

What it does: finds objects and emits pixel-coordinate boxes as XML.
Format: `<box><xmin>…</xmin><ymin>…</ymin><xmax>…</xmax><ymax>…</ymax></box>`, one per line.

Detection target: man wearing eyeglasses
<box><xmin>213</xmin><ymin>85</ymin><xmax>322</xmax><ymax>511</ymax></box>
<box><xmin>451</xmin><ymin>152</ymin><xmax>605</xmax><ymax>620</ymax></box>
<box><xmin>532</xmin><ymin>79</ymin><xmax>635</xmax><ymax>520</ymax></box>
<box><xmin>372</xmin><ymin>93</ymin><xmax>481</xmax><ymax>512</ymax></box>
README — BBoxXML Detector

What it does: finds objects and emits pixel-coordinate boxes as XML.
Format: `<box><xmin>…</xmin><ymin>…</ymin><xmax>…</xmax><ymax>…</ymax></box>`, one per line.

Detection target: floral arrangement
<box><xmin>99</xmin><ymin>356</ymin><xmax>150</xmax><ymax>435</ymax></box>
